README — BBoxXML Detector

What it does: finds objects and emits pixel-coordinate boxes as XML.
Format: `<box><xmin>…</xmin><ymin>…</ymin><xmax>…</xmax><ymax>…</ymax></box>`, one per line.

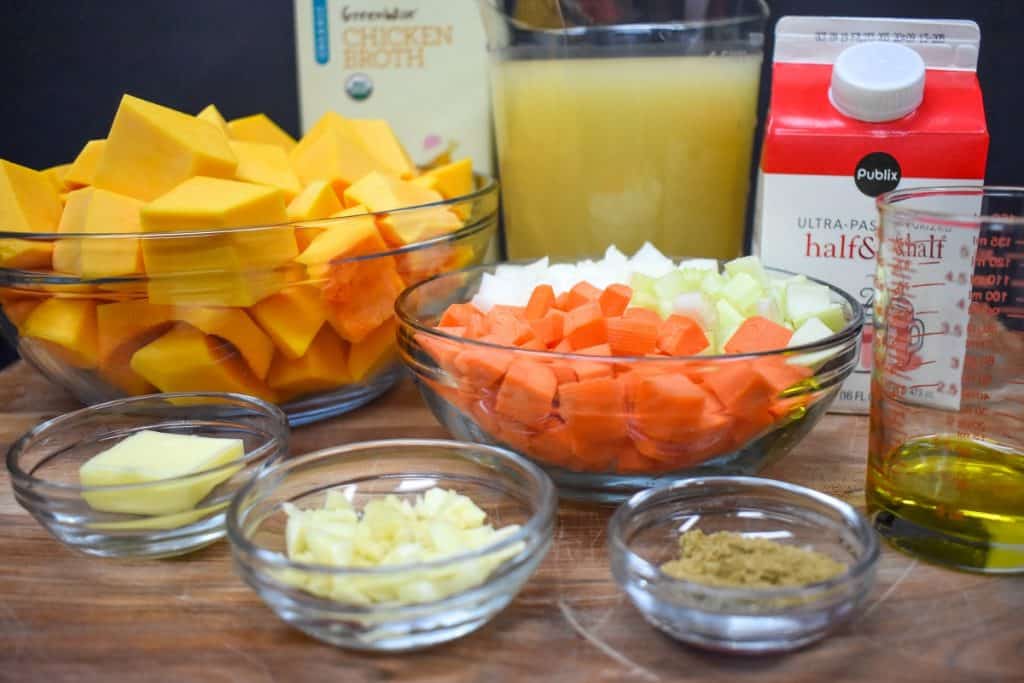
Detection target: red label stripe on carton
<box><xmin>762</xmin><ymin>64</ymin><xmax>989</xmax><ymax>178</ymax></box>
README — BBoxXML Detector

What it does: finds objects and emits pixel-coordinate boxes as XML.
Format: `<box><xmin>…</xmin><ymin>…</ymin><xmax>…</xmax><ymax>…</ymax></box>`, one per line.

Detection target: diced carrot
<box><xmin>566</xmin><ymin>281</ymin><xmax>601</xmax><ymax>310</ymax></box>
<box><xmin>554</xmin><ymin>291</ymin><xmax>572</xmax><ymax>311</ymax></box>
<box><xmin>629</xmin><ymin>374</ymin><xmax>705</xmax><ymax>441</ymax></box>
<box><xmin>701</xmin><ymin>361</ymin><xmax>774</xmax><ymax>416</ymax></box>
<box><xmin>753</xmin><ymin>356</ymin><xmax>814</xmax><ymax>395</ymax></box>
<box><xmin>572</xmin><ymin>360</ymin><xmax>615</xmax><ymax>381</ymax></box>
<box><xmin>468</xmin><ymin>398</ymin><xmax>502</xmax><ymax>436</ymax></box>
<box><xmin>606</xmin><ymin>315</ymin><xmax>659</xmax><ymax>356</ymax></box>
<box><xmin>564</xmin><ymin>302</ymin><xmax>607</xmax><ymax>350</ymax></box>
<box><xmin>616</xmin><ymin>445</ymin><xmax>665</xmax><ymax>474</ymax></box>
<box><xmin>553</xmin><ymin>338</ymin><xmax>573</xmax><ymax>353</ymax></box>
<box><xmin>519</xmin><ymin>337</ymin><xmax>546</xmax><ymax>351</ymax></box>
<box><xmin>633</xmin><ymin>411</ymin><xmax>735</xmax><ymax>464</ymax></box>
<box><xmin>453</xmin><ymin>349</ymin><xmax>513</xmax><ymax>389</ymax></box>
<box><xmin>494</xmin><ymin>359</ymin><xmax>558</xmax><ymax>425</ymax></box>
<box><xmin>439</xmin><ymin>302</ymin><xmax>482</xmax><ymax>328</ymax></box>
<box><xmin>623</xmin><ymin>307</ymin><xmax>662</xmax><ymax>326</ymax></box>
<box><xmin>528</xmin><ymin>420</ymin><xmax>576</xmax><ymax>469</ymax></box>
<box><xmin>485</xmin><ymin>307</ymin><xmax>534</xmax><ymax>346</ymax></box>
<box><xmin>417</xmin><ymin>328</ymin><xmax>463</xmax><ymax>372</ymax></box>
<box><xmin>426</xmin><ymin>379</ymin><xmax>470</xmax><ymax>414</ymax></box>
<box><xmin>465</xmin><ymin>314</ymin><xmax>488</xmax><ymax>339</ymax></box>
<box><xmin>496</xmin><ymin>420</ymin><xmax>534</xmax><ymax>453</ymax></box>
<box><xmin>658</xmin><ymin>315</ymin><xmax>709</xmax><ymax>356</ymax></box>
<box><xmin>577</xmin><ymin>343</ymin><xmax>612</xmax><ymax>356</ymax></box>
<box><xmin>524</xmin><ymin>284</ymin><xmax>556</xmax><ymax>320</ymax></box>
<box><xmin>529</xmin><ymin>309</ymin><xmax>565</xmax><ymax>347</ymax></box>
<box><xmin>723</xmin><ymin>316</ymin><xmax>794</xmax><ymax>354</ymax></box>
<box><xmin>489</xmin><ymin>304</ymin><xmax>526</xmax><ymax>318</ymax></box>
<box><xmin>547</xmin><ymin>362</ymin><xmax>578</xmax><ymax>385</ymax></box>
<box><xmin>730</xmin><ymin>409</ymin><xmax>777</xmax><ymax>445</ymax></box>
<box><xmin>558</xmin><ymin>377</ymin><xmax>628</xmax><ymax>446</ymax></box>
<box><xmin>599</xmin><ymin>284</ymin><xmax>633</xmax><ymax>317</ymax></box>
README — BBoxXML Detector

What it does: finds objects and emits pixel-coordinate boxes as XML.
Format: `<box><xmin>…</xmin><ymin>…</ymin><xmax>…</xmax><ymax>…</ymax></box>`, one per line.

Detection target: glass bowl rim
<box><xmin>226</xmin><ymin>438</ymin><xmax>557</xmax><ymax>578</ymax></box>
<box><xmin>878</xmin><ymin>184</ymin><xmax>1024</xmax><ymax>227</ymax></box>
<box><xmin>482</xmin><ymin>0</ymin><xmax>769</xmax><ymax>33</ymax></box>
<box><xmin>396</xmin><ymin>261</ymin><xmax>864</xmax><ymax>363</ymax></box>
<box><xmin>607</xmin><ymin>475</ymin><xmax>880</xmax><ymax>602</ymax></box>
<box><xmin>6</xmin><ymin>391</ymin><xmax>289</xmax><ymax>494</ymax></box>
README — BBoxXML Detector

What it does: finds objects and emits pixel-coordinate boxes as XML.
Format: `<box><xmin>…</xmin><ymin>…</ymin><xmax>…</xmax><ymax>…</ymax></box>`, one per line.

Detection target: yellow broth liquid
<box><xmin>491</xmin><ymin>54</ymin><xmax>761</xmax><ymax>260</ymax></box>
<box><xmin>867</xmin><ymin>434</ymin><xmax>1024</xmax><ymax>571</ymax></box>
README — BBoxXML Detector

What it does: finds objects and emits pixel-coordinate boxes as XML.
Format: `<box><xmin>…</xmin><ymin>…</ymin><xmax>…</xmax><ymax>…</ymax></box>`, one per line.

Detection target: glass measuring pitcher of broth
<box><xmin>869</xmin><ymin>186</ymin><xmax>1024</xmax><ymax>573</ymax></box>
<box><xmin>479</xmin><ymin>0</ymin><xmax>768</xmax><ymax>260</ymax></box>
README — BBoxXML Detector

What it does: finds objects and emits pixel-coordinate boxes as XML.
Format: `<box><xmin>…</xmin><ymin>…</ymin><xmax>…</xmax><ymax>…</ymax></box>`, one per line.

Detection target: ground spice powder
<box><xmin>660</xmin><ymin>529</ymin><xmax>847</xmax><ymax>588</ymax></box>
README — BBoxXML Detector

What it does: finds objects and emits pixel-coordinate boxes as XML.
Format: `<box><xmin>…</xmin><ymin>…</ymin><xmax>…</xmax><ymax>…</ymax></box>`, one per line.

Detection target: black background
<box><xmin>1</xmin><ymin>1</ymin><xmax>1021</xmax><ymax>367</ymax></box>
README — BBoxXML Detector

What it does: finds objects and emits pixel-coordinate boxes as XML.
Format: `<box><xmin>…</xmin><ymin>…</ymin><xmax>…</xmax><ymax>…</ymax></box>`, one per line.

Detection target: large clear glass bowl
<box><xmin>397</xmin><ymin>262</ymin><xmax>863</xmax><ymax>502</ymax></box>
<box><xmin>0</xmin><ymin>176</ymin><xmax>498</xmax><ymax>425</ymax></box>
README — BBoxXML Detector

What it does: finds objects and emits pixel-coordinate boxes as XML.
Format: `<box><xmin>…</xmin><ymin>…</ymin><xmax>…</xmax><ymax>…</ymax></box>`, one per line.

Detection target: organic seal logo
<box><xmin>345</xmin><ymin>73</ymin><xmax>373</xmax><ymax>101</ymax></box>
<box><xmin>854</xmin><ymin>152</ymin><xmax>901</xmax><ymax>197</ymax></box>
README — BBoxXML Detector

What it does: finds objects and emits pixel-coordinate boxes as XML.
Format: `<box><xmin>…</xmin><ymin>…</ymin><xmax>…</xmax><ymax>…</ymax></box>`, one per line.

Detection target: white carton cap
<box><xmin>828</xmin><ymin>41</ymin><xmax>926</xmax><ymax>122</ymax></box>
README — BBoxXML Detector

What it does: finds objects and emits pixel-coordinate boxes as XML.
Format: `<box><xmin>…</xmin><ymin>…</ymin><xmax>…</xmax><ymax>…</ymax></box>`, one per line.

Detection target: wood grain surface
<box><xmin>1</xmin><ymin>361</ymin><xmax>1021</xmax><ymax>682</ymax></box>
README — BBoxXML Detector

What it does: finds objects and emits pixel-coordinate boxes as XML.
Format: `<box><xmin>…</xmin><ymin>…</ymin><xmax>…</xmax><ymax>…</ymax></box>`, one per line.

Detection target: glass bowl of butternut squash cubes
<box><xmin>0</xmin><ymin>95</ymin><xmax>498</xmax><ymax>424</ymax></box>
<box><xmin>397</xmin><ymin>258</ymin><xmax>864</xmax><ymax>502</ymax></box>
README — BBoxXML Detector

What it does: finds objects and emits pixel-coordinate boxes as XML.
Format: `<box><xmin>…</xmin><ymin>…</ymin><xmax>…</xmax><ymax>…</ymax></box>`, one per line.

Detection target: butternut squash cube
<box><xmin>146</xmin><ymin>269</ymin><xmax>292</xmax><ymax>308</ymax></box>
<box><xmin>197</xmin><ymin>104</ymin><xmax>229</xmax><ymax>135</ymax></box>
<box><xmin>52</xmin><ymin>187</ymin><xmax>144</xmax><ymax>278</ymax></box>
<box><xmin>139</xmin><ymin>177</ymin><xmax>296</xmax><ymax>305</ymax></box>
<box><xmin>0</xmin><ymin>159</ymin><xmax>62</xmax><ymax>232</ymax></box>
<box><xmin>347</xmin><ymin>316</ymin><xmax>398</xmax><ymax>382</ymax></box>
<box><xmin>287</xmin><ymin>181</ymin><xmax>343</xmax><ymax>250</ymax></box>
<box><xmin>416</xmin><ymin>158</ymin><xmax>474</xmax><ymax>219</ymax></box>
<box><xmin>249</xmin><ymin>284</ymin><xmax>326</xmax><ymax>360</ymax></box>
<box><xmin>296</xmin><ymin>206</ymin><xmax>382</xmax><ymax>271</ymax></box>
<box><xmin>227</xmin><ymin>114</ymin><xmax>297</xmax><ymax>153</ymax></box>
<box><xmin>324</xmin><ymin>265</ymin><xmax>404</xmax><ymax>343</ymax></box>
<box><xmin>176</xmin><ymin>306</ymin><xmax>276</xmax><ymax>380</ymax></box>
<box><xmin>0</xmin><ymin>239</ymin><xmax>53</xmax><ymax>269</ymax></box>
<box><xmin>229</xmin><ymin>140</ymin><xmax>302</xmax><ymax>201</ymax></box>
<box><xmin>94</xmin><ymin>94</ymin><xmax>237</xmax><ymax>201</ymax></box>
<box><xmin>1</xmin><ymin>296</ymin><xmax>44</xmax><ymax>331</ymax></box>
<box><xmin>378</xmin><ymin>206</ymin><xmax>462</xmax><ymax>247</ymax></box>
<box><xmin>63</xmin><ymin>140</ymin><xmax>106</xmax><ymax>189</ymax></box>
<box><xmin>343</xmin><ymin>170</ymin><xmax>440</xmax><ymax>211</ymax></box>
<box><xmin>289</xmin><ymin>112</ymin><xmax>384</xmax><ymax>195</ymax></box>
<box><xmin>347</xmin><ymin>119</ymin><xmax>415</xmax><ymax>179</ymax></box>
<box><xmin>267</xmin><ymin>326</ymin><xmax>350</xmax><ymax>401</ymax></box>
<box><xmin>96</xmin><ymin>301</ymin><xmax>176</xmax><ymax>363</ymax></box>
<box><xmin>22</xmin><ymin>298</ymin><xmax>99</xmax><ymax>368</ymax></box>
<box><xmin>343</xmin><ymin>171</ymin><xmax>461</xmax><ymax>246</ymax></box>
<box><xmin>287</xmin><ymin>180</ymin><xmax>342</xmax><ymax>222</ymax></box>
<box><xmin>97</xmin><ymin>344</ymin><xmax>158</xmax><ymax>396</ymax></box>
<box><xmin>43</xmin><ymin>163</ymin><xmax>72</xmax><ymax>191</ymax></box>
<box><xmin>130</xmin><ymin>324</ymin><xmax>276</xmax><ymax>402</ymax></box>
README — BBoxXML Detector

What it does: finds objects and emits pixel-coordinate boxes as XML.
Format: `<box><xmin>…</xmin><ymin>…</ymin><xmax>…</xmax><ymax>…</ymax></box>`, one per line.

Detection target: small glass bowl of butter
<box><xmin>6</xmin><ymin>392</ymin><xmax>289</xmax><ymax>559</ymax></box>
<box><xmin>227</xmin><ymin>439</ymin><xmax>556</xmax><ymax>651</ymax></box>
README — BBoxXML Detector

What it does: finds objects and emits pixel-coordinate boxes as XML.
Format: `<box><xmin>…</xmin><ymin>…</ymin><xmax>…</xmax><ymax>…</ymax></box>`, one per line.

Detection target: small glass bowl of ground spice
<box><xmin>608</xmin><ymin>476</ymin><xmax>879</xmax><ymax>654</ymax></box>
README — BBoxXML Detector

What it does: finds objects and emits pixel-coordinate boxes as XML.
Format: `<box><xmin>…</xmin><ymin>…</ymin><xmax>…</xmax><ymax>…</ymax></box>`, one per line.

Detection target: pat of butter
<box><xmin>80</xmin><ymin>430</ymin><xmax>243</xmax><ymax>516</ymax></box>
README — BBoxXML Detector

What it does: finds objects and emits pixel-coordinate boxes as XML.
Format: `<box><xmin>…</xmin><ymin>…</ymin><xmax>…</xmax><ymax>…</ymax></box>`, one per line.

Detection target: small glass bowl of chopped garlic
<box><xmin>226</xmin><ymin>438</ymin><xmax>557</xmax><ymax>651</ymax></box>
<box><xmin>608</xmin><ymin>476</ymin><xmax>879</xmax><ymax>654</ymax></box>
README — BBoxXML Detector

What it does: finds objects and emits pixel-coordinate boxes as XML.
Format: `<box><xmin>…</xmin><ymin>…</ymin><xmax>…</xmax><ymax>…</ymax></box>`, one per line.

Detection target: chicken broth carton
<box><xmin>754</xmin><ymin>17</ymin><xmax>988</xmax><ymax>413</ymax></box>
<box><xmin>293</xmin><ymin>1</ymin><xmax>493</xmax><ymax>172</ymax></box>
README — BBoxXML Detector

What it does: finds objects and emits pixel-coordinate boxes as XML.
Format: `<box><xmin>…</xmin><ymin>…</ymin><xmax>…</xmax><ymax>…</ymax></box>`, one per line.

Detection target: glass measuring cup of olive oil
<box><xmin>869</xmin><ymin>186</ymin><xmax>1024</xmax><ymax>573</ymax></box>
<box><xmin>478</xmin><ymin>0</ymin><xmax>768</xmax><ymax>260</ymax></box>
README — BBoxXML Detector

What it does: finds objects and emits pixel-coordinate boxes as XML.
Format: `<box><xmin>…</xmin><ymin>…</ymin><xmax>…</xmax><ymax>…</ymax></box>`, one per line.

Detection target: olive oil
<box><xmin>867</xmin><ymin>434</ymin><xmax>1024</xmax><ymax>572</ymax></box>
